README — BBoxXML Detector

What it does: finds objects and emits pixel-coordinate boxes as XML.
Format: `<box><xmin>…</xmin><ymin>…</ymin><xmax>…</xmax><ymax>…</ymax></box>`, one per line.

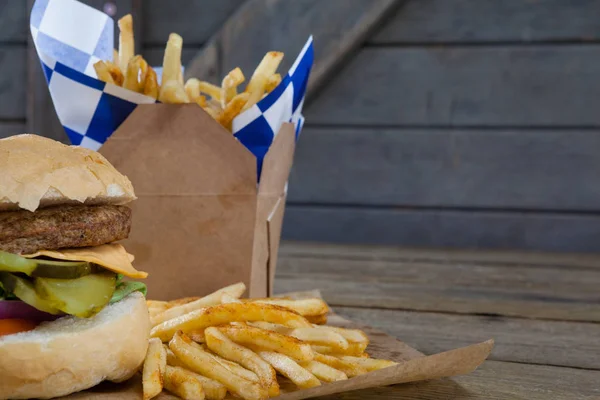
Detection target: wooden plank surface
<box><xmin>282</xmin><ymin>205</ymin><xmax>600</xmax><ymax>253</ymax></box>
<box><xmin>275</xmin><ymin>242</ymin><xmax>600</xmax><ymax>321</ymax></box>
<box><xmin>306</xmin><ymin>46</ymin><xmax>600</xmax><ymax>127</ymax></box>
<box><xmin>371</xmin><ymin>0</ymin><xmax>600</xmax><ymax>44</ymax></box>
<box><xmin>185</xmin><ymin>0</ymin><xmax>399</xmax><ymax>98</ymax></box>
<box><xmin>142</xmin><ymin>0</ymin><xmax>245</xmax><ymax>46</ymax></box>
<box><xmin>0</xmin><ymin>46</ymin><xmax>26</xmax><ymax>120</ymax></box>
<box><xmin>335</xmin><ymin>307</ymin><xmax>600</xmax><ymax>370</ymax></box>
<box><xmin>0</xmin><ymin>1</ymin><xmax>28</xmax><ymax>43</ymax></box>
<box><xmin>289</xmin><ymin>127</ymin><xmax>600</xmax><ymax>210</ymax></box>
<box><xmin>0</xmin><ymin>122</ymin><xmax>27</xmax><ymax>138</ymax></box>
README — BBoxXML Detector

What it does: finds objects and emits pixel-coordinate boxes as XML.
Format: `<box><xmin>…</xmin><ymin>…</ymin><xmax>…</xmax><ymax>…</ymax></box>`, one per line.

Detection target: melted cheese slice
<box><xmin>23</xmin><ymin>244</ymin><xmax>147</xmax><ymax>279</ymax></box>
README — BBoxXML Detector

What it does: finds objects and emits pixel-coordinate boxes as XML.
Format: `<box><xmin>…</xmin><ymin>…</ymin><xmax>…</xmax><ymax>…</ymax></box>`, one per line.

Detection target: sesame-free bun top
<box><xmin>0</xmin><ymin>134</ymin><xmax>136</xmax><ymax>212</ymax></box>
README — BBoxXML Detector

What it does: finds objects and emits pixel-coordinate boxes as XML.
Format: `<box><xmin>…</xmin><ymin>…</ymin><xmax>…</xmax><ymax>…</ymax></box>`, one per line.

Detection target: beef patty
<box><xmin>0</xmin><ymin>204</ymin><xmax>132</xmax><ymax>254</ymax></box>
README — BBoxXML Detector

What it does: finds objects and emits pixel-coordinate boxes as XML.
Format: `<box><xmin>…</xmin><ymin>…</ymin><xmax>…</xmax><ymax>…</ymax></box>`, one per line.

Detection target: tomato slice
<box><xmin>0</xmin><ymin>319</ymin><xmax>38</xmax><ymax>336</ymax></box>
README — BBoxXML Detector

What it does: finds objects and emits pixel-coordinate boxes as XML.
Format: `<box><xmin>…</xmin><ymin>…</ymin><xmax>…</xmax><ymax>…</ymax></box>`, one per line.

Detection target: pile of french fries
<box><xmin>94</xmin><ymin>14</ymin><xmax>283</xmax><ymax>131</ymax></box>
<box><xmin>144</xmin><ymin>283</ymin><xmax>397</xmax><ymax>400</ymax></box>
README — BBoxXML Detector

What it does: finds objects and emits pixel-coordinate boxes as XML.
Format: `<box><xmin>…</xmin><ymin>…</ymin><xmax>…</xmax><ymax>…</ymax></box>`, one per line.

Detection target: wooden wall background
<box><xmin>7</xmin><ymin>0</ymin><xmax>600</xmax><ymax>252</ymax></box>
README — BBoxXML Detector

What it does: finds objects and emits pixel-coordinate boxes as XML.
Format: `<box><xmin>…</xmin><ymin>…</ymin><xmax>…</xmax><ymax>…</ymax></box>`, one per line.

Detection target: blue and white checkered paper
<box><xmin>30</xmin><ymin>0</ymin><xmax>313</xmax><ymax>177</ymax></box>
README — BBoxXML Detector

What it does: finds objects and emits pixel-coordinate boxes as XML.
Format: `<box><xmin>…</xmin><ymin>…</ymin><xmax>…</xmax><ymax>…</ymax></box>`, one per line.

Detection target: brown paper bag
<box><xmin>100</xmin><ymin>104</ymin><xmax>295</xmax><ymax>299</ymax></box>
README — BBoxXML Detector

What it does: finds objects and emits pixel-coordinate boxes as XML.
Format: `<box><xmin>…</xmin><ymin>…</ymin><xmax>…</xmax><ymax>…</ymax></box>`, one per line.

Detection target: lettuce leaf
<box><xmin>110</xmin><ymin>280</ymin><xmax>147</xmax><ymax>304</ymax></box>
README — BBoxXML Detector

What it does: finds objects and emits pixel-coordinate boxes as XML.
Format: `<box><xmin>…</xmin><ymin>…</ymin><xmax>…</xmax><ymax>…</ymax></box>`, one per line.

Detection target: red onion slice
<box><xmin>0</xmin><ymin>300</ymin><xmax>61</xmax><ymax>321</ymax></box>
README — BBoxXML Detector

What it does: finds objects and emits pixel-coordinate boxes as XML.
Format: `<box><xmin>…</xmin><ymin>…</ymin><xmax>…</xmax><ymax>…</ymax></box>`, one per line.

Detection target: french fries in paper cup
<box><xmin>30</xmin><ymin>0</ymin><xmax>313</xmax><ymax>177</ymax></box>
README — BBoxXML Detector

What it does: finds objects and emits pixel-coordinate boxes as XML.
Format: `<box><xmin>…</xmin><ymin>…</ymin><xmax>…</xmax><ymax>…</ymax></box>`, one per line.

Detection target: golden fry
<box><xmin>151</xmin><ymin>302</ymin><xmax>311</xmax><ymax>342</ymax></box>
<box><xmin>265</xmin><ymin>73</ymin><xmax>282</xmax><ymax>94</ymax></box>
<box><xmin>144</xmin><ymin>66</ymin><xmax>159</xmax><ymax>99</ymax></box>
<box><xmin>253</xmin><ymin>298</ymin><xmax>329</xmax><ymax>317</ymax></box>
<box><xmin>123</xmin><ymin>55</ymin><xmax>148</xmax><ymax>93</ymax></box>
<box><xmin>159</xmin><ymin>33</ymin><xmax>188</xmax><ymax>103</ymax></box>
<box><xmin>159</xmin><ymin>80</ymin><xmax>190</xmax><ymax>104</ymax></box>
<box><xmin>198</xmin><ymin>81</ymin><xmax>223</xmax><ymax>102</ymax></box>
<box><xmin>339</xmin><ymin>356</ymin><xmax>398</xmax><ymax>371</ymax></box>
<box><xmin>300</xmin><ymin>360</ymin><xmax>348</xmax><ymax>382</ymax></box>
<box><xmin>313</xmin><ymin>353</ymin><xmax>368</xmax><ymax>377</ymax></box>
<box><xmin>217</xmin><ymin>92</ymin><xmax>249</xmax><ymax>131</ymax></box>
<box><xmin>94</xmin><ymin>61</ymin><xmax>115</xmax><ymax>84</ymax></box>
<box><xmin>164</xmin><ymin>365</ymin><xmax>205</xmax><ymax>400</ymax></box>
<box><xmin>243</xmin><ymin>51</ymin><xmax>284</xmax><ymax>110</ymax></box>
<box><xmin>205</xmin><ymin>327</ymin><xmax>279</xmax><ymax>397</ymax></box>
<box><xmin>118</xmin><ymin>14</ymin><xmax>134</xmax><ymax>74</ymax></box>
<box><xmin>221</xmin><ymin>67</ymin><xmax>245</xmax><ymax>108</ymax></box>
<box><xmin>257</xmin><ymin>351</ymin><xmax>320</xmax><ymax>390</ymax></box>
<box><xmin>169</xmin><ymin>332</ymin><xmax>267</xmax><ymax>400</ymax></box>
<box><xmin>307</xmin><ymin>314</ymin><xmax>328</xmax><ymax>325</ymax></box>
<box><xmin>168</xmin><ymin>296</ymin><xmax>201</xmax><ymax>308</ymax></box>
<box><xmin>289</xmin><ymin>327</ymin><xmax>349</xmax><ymax>352</ymax></box>
<box><xmin>142</xmin><ymin>338</ymin><xmax>167</xmax><ymax>400</ymax></box>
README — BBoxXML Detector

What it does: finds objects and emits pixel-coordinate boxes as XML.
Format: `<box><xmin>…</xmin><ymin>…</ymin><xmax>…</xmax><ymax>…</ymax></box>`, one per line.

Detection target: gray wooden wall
<box><xmin>9</xmin><ymin>0</ymin><xmax>600</xmax><ymax>252</ymax></box>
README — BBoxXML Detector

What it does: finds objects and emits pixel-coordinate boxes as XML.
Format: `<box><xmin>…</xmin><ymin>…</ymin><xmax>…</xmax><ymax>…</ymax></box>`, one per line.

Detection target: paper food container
<box><xmin>30</xmin><ymin>0</ymin><xmax>314</xmax><ymax>298</ymax></box>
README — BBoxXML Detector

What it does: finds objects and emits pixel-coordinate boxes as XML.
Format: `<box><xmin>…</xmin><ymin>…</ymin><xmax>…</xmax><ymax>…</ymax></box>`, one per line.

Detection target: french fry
<box><xmin>314</xmin><ymin>325</ymin><xmax>369</xmax><ymax>345</ymax></box>
<box><xmin>265</xmin><ymin>73</ymin><xmax>282</xmax><ymax>94</ymax></box>
<box><xmin>118</xmin><ymin>14</ymin><xmax>134</xmax><ymax>74</ymax></box>
<box><xmin>169</xmin><ymin>332</ymin><xmax>267</xmax><ymax>400</ymax></box>
<box><xmin>339</xmin><ymin>356</ymin><xmax>398</xmax><ymax>372</ymax></box>
<box><xmin>300</xmin><ymin>360</ymin><xmax>348</xmax><ymax>383</ymax></box>
<box><xmin>249</xmin><ymin>321</ymin><xmax>290</xmax><ymax>334</ymax></box>
<box><xmin>142</xmin><ymin>338</ymin><xmax>167</xmax><ymax>400</ymax></box>
<box><xmin>184</xmin><ymin>78</ymin><xmax>201</xmax><ymax>101</ymax></box>
<box><xmin>221</xmin><ymin>67</ymin><xmax>245</xmax><ymax>107</ymax></box>
<box><xmin>159</xmin><ymin>33</ymin><xmax>188</xmax><ymax>103</ymax></box>
<box><xmin>105</xmin><ymin>61</ymin><xmax>125</xmax><ymax>86</ymax></box>
<box><xmin>221</xmin><ymin>293</ymin><xmax>243</xmax><ymax>304</ymax></box>
<box><xmin>313</xmin><ymin>353</ymin><xmax>368</xmax><ymax>377</ymax></box>
<box><xmin>94</xmin><ymin>61</ymin><xmax>115</xmax><ymax>84</ymax></box>
<box><xmin>123</xmin><ymin>55</ymin><xmax>148</xmax><ymax>93</ymax></box>
<box><xmin>217</xmin><ymin>92</ymin><xmax>249</xmax><ymax>131</ymax></box>
<box><xmin>147</xmin><ymin>300</ymin><xmax>169</xmax><ymax>309</ymax></box>
<box><xmin>311</xmin><ymin>342</ymin><xmax>367</xmax><ymax>356</ymax></box>
<box><xmin>217</xmin><ymin>324</ymin><xmax>314</xmax><ymax>362</ymax></box>
<box><xmin>144</xmin><ymin>66</ymin><xmax>159</xmax><ymax>99</ymax></box>
<box><xmin>253</xmin><ymin>298</ymin><xmax>328</xmax><ymax>317</ymax></box>
<box><xmin>152</xmin><ymin>282</ymin><xmax>246</xmax><ymax>326</ymax></box>
<box><xmin>257</xmin><ymin>351</ymin><xmax>321</xmax><ymax>390</ymax></box>
<box><xmin>164</xmin><ymin>365</ymin><xmax>205</xmax><ymax>400</ymax></box>
<box><xmin>198</xmin><ymin>81</ymin><xmax>223</xmax><ymax>102</ymax></box>
<box><xmin>289</xmin><ymin>327</ymin><xmax>349</xmax><ymax>352</ymax></box>
<box><xmin>152</xmin><ymin>302</ymin><xmax>312</xmax><ymax>342</ymax></box>
<box><xmin>205</xmin><ymin>327</ymin><xmax>279</xmax><ymax>397</ymax></box>
<box><xmin>202</xmin><ymin>106</ymin><xmax>220</xmax><ymax>119</ymax></box>
<box><xmin>113</xmin><ymin>48</ymin><xmax>119</xmax><ymax>63</ymax></box>
<box><xmin>165</xmin><ymin>348</ymin><xmax>227</xmax><ymax>400</ymax></box>
<box><xmin>243</xmin><ymin>51</ymin><xmax>284</xmax><ymax>110</ymax></box>
<box><xmin>306</xmin><ymin>313</ymin><xmax>328</xmax><ymax>325</ymax></box>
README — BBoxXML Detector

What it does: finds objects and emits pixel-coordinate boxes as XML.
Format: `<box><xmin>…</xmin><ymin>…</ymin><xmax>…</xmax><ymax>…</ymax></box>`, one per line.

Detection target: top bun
<box><xmin>0</xmin><ymin>134</ymin><xmax>135</xmax><ymax>212</ymax></box>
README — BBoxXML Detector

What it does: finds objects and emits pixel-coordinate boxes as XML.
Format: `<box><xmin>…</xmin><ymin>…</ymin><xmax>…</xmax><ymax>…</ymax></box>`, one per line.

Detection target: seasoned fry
<box><xmin>217</xmin><ymin>324</ymin><xmax>314</xmax><ymax>362</ymax></box>
<box><xmin>339</xmin><ymin>356</ymin><xmax>398</xmax><ymax>371</ymax></box>
<box><xmin>117</xmin><ymin>14</ymin><xmax>134</xmax><ymax>74</ymax></box>
<box><xmin>313</xmin><ymin>353</ymin><xmax>368</xmax><ymax>377</ymax></box>
<box><xmin>205</xmin><ymin>327</ymin><xmax>279</xmax><ymax>397</ymax></box>
<box><xmin>289</xmin><ymin>327</ymin><xmax>349</xmax><ymax>352</ymax></box>
<box><xmin>221</xmin><ymin>293</ymin><xmax>243</xmax><ymax>304</ymax></box>
<box><xmin>144</xmin><ymin>66</ymin><xmax>159</xmax><ymax>99</ymax></box>
<box><xmin>253</xmin><ymin>298</ymin><xmax>328</xmax><ymax>317</ymax></box>
<box><xmin>142</xmin><ymin>338</ymin><xmax>167</xmax><ymax>400</ymax></box>
<box><xmin>151</xmin><ymin>302</ymin><xmax>312</xmax><ymax>342</ymax></box>
<box><xmin>221</xmin><ymin>67</ymin><xmax>245</xmax><ymax>107</ymax></box>
<box><xmin>258</xmin><ymin>351</ymin><xmax>321</xmax><ymax>390</ymax></box>
<box><xmin>217</xmin><ymin>92</ymin><xmax>249</xmax><ymax>131</ymax></box>
<box><xmin>166</xmin><ymin>348</ymin><xmax>227</xmax><ymax>400</ymax></box>
<box><xmin>300</xmin><ymin>360</ymin><xmax>348</xmax><ymax>382</ymax></box>
<box><xmin>306</xmin><ymin>313</ymin><xmax>328</xmax><ymax>325</ymax></box>
<box><xmin>265</xmin><ymin>73</ymin><xmax>282</xmax><ymax>94</ymax></box>
<box><xmin>170</xmin><ymin>332</ymin><xmax>267</xmax><ymax>400</ymax></box>
<box><xmin>249</xmin><ymin>321</ymin><xmax>290</xmax><ymax>334</ymax></box>
<box><xmin>314</xmin><ymin>325</ymin><xmax>369</xmax><ymax>345</ymax></box>
<box><xmin>123</xmin><ymin>55</ymin><xmax>148</xmax><ymax>93</ymax></box>
<box><xmin>243</xmin><ymin>51</ymin><xmax>284</xmax><ymax>110</ymax></box>
<box><xmin>152</xmin><ymin>282</ymin><xmax>246</xmax><ymax>326</ymax></box>
<box><xmin>164</xmin><ymin>365</ymin><xmax>205</xmax><ymax>400</ymax></box>
<box><xmin>312</xmin><ymin>342</ymin><xmax>368</xmax><ymax>356</ymax></box>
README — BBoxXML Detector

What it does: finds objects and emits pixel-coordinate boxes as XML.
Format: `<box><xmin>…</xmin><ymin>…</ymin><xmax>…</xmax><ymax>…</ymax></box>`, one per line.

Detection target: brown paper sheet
<box><xmin>59</xmin><ymin>292</ymin><xmax>493</xmax><ymax>399</ymax></box>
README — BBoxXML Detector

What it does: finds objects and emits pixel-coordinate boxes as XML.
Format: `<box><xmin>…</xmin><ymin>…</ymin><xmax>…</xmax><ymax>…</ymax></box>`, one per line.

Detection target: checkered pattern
<box><xmin>31</xmin><ymin>0</ymin><xmax>314</xmax><ymax>171</ymax></box>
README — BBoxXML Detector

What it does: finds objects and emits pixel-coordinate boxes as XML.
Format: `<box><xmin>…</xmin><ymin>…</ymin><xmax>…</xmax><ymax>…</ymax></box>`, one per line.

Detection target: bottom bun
<box><xmin>0</xmin><ymin>292</ymin><xmax>150</xmax><ymax>399</ymax></box>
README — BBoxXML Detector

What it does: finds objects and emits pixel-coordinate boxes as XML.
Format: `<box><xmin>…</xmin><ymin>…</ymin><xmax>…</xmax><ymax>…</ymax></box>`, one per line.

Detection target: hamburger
<box><xmin>0</xmin><ymin>134</ymin><xmax>150</xmax><ymax>399</ymax></box>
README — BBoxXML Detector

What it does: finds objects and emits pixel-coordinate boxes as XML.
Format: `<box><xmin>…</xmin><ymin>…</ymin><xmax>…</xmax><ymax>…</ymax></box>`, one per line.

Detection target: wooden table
<box><xmin>275</xmin><ymin>242</ymin><xmax>600</xmax><ymax>399</ymax></box>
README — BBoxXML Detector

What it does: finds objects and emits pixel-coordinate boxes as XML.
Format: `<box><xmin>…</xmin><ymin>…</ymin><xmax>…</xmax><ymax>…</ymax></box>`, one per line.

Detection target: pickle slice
<box><xmin>0</xmin><ymin>272</ymin><xmax>62</xmax><ymax>314</ymax></box>
<box><xmin>32</xmin><ymin>260</ymin><xmax>96</xmax><ymax>279</ymax></box>
<box><xmin>0</xmin><ymin>251</ymin><xmax>38</xmax><ymax>275</ymax></box>
<box><xmin>35</xmin><ymin>273</ymin><xmax>117</xmax><ymax>318</ymax></box>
